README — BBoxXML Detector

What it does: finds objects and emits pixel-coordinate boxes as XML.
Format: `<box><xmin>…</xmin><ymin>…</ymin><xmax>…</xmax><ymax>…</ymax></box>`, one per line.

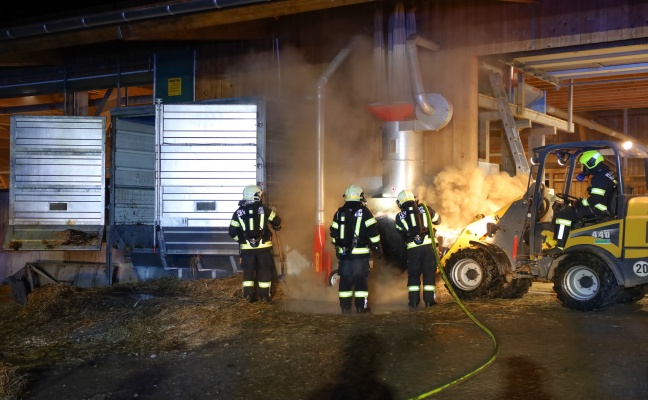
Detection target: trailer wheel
<box><xmin>444</xmin><ymin>248</ymin><xmax>502</xmax><ymax>300</ymax></box>
<box><xmin>496</xmin><ymin>278</ymin><xmax>532</xmax><ymax>299</ymax></box>
<box><xmin>553</xmin><ymin>253</ymin><xmax>621</xmax><ymax>311</ymax></box>
<box><xmin>328</xmin><ymin>269</ymin><xmax>340</xmax><ymax>286</ymax></box>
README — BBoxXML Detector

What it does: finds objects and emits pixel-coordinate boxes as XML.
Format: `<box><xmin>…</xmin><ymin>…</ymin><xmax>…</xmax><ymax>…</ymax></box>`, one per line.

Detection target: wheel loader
<box><xmin>441</xmin><ymin>140</ymin><xmax>648</xmax><ymax>311</ymax></box>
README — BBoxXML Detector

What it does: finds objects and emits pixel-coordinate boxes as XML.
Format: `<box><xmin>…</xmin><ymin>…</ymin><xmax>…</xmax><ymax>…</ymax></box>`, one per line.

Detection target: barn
<box><xmin>1</xmin><ymin>1</ymin><xmax>648</xmax><ymax>398</ymax></box>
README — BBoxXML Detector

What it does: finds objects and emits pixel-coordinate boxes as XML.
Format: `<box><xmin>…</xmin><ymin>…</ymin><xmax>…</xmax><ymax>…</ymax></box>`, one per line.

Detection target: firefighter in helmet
<box><xmin>394</xmin><ymin>190</ymin><xmax>442</xmax><ymax>308</ymax></box>
<box><xmin>330</xmin><ymin>184</ymin><xmax>382</xmax><ymax>314</ymax></box>
<box><xmin>228</xmin><ymin>184</ymin><xmax>282</xmax><ymax>302</ymax></box>
<box><xmin>552</xmin><ymin>150</ymin><xmax>618</xmax><ymax>249</ymax></box>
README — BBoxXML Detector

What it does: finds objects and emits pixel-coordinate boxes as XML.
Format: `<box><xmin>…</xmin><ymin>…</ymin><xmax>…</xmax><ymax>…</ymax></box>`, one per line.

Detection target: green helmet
<box><xmin>396</xmin><ymin>190</ymin><xmax>416</xmax><ymax>208</ymax></box>
<box><xmin>242</xmin><ymin>185</ymin><xmax>263</xmax><ymax>202</ymax></box>
<box><xmin>579</xmin><ymin>150</ymin><xmax>604</xmax><ymax>169</ymax></box>
<box><xmin>343</xmin><ymin>184</ymin><xmax>365</xmax><ymax>202</ymax></box>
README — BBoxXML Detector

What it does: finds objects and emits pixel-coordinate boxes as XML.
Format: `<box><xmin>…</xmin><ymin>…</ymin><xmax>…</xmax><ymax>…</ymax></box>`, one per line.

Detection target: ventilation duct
<box><xmin>368</xmin><ymin>3</ymin><xmax>453</xmax><ymax>198</ymax></box>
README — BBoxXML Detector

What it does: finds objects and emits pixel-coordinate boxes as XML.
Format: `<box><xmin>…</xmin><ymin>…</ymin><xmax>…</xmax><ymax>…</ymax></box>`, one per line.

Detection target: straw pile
<box><xmin>0</xmin><ymin>274</ymin><xmax>564</xmax><ymax>399</ymax></box>
<box><xmin>0</xmin><ymin>362</ymin><xmax>27</xmax><ymax>399</ymax></box>
<box><xmin>0</xmin><ymin>276</ymin><xmax>290</xmax><ymax>395</ymax></box>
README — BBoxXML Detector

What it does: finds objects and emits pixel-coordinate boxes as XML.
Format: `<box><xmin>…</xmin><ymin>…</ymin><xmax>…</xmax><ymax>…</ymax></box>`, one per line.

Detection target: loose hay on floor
<box><xmin>0</xmin><ymin>362</ymin><xmax>27</xmax><ymax>399</ymax></box>
<box><xmin>0</xmin><ymin>277</ymin><xmax>285</xmax><ymax>366</ymax></box>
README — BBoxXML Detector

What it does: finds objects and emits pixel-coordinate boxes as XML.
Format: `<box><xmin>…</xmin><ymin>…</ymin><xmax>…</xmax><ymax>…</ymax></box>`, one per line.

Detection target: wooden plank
<box><xmin>0</xmin><ymin>0</ymin><xmax>376</xmax><ymax>56</ymax></box>
<box><xmin>128</xmin><ymin>0</ymin><xmax>376</xmax><ymax>40</ymax></box>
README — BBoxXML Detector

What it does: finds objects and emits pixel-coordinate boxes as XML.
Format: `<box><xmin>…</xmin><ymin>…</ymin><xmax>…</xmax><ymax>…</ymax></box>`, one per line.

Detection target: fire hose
<box><xmin>406</xmin><ymin>205</ymin><xmax>500</xmax><ymax>399</ymax></box>
<box><xmin>275</xmin><ymin>230</ymin><xmax>286</xmax><ymax>281</ymax></box>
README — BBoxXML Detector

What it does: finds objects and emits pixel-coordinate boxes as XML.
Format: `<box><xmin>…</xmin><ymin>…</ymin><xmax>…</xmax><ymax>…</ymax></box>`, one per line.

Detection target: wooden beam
<box><xmin>0</xmin><ymin>0</ymin><xmax>376</xmax><ymax>56</ymax></box>
<box><xmin>128</xmin><ymin>0</ymin><xmax>376</xmax><ymax>38</ymax></box>
<box><xmin>479</xmin><ymin>94</ymin><xmax>573</xmax><ymax>132</ymax></box>
<box><xmin>527</xmin><ymin>126</ymin><xmax>557</xmax><ymax>136</ymax></box>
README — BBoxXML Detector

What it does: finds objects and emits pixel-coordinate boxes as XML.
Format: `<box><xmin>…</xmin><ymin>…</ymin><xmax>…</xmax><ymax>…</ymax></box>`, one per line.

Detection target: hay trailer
<box><xmin>4</xmin><ymin>97</ymin><xmax>273</xmax><ymax>299</ymax></box>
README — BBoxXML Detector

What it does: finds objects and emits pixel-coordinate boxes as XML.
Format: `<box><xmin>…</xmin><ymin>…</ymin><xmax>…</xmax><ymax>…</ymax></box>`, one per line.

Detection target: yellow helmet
<box><xmin>579</xmin><ymin>150</ymin><xmax>604</xmax><ymax>169</ymax></box>
<box><xmin>396</xmin><ymin>190</ymin><xmax>416</xmax><ymax>208</ymax></box>
<box><xmin>242</xmin><ymin>185</ymin><xmax>263</xmax><ymax>202</ymax></box>
<box><xmin>343</xmin><ymin>185</ymin><xmax>365</xmax><ymax>202</ymax></box>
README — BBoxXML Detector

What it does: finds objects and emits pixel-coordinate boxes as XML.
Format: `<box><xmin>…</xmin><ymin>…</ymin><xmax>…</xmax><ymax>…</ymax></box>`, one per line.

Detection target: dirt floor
<box><xmin>1</xmin><ymin>266</ymin><xmax>648</xmax><ymax>400</ymax></box>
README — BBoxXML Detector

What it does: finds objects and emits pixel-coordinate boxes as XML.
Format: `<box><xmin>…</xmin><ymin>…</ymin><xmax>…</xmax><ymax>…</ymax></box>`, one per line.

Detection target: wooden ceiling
<box><xmin>504</xmin><ymin>44</ymin><xmax>648</xmax><ymax>115</ymax></box>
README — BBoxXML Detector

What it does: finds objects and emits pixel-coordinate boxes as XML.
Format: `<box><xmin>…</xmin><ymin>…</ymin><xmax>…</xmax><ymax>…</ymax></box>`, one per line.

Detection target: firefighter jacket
<box><xmin>395</xmin><ymin>201</ymin><xmax>441</xmax><ymax>249</ymax></box>
<box><xmin>330</xmin><ymin>201</ymin><xmax>381</xmax><ymax>259</ymax></box>
<box><xmin>579</xmin><ymin>164</ymin><xmax>618</xmax><ymax>214</ymax></box>
<box><xmin>228</xmin><ymin>201</ymin><xmax>281</xmax><ymax>252</ymax></box>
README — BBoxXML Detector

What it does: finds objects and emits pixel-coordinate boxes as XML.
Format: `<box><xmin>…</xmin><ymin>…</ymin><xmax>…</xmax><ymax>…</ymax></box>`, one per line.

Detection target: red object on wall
<box><xmin>366</xmin><ymin>102</ymin><xmax>415</xmax><ymax>122</ymax></box>
<box><xmin>313</xmin><ymin>224</ymin><xmax>331</xmax><ymax>284</ymax></box>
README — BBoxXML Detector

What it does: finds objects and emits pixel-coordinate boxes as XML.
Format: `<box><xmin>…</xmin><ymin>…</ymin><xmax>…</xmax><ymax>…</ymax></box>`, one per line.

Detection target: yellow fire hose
<box><xmin>406</xmin><ymin>205</ymin><xmax>500</xmax><ymax>399</ymax></box>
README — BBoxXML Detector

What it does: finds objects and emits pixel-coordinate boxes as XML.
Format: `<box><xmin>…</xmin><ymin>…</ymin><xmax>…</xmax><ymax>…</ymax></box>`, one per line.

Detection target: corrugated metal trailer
<box><xmin>109</xmin><ymin>97</ymin><xmax>268</xmax><ymax>281</ymax></box>
<box><xmin>2</xmin><ymin>97</ymin><xmax>276</xmax><ymax>289</ymax></box>
<box><xmin>3</xmin><ymin>115</ymin><xmax>106</xmax><ymax>252</ymax></box>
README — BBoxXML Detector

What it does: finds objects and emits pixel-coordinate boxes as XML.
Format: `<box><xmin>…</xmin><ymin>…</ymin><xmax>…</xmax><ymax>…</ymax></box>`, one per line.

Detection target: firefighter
<box><xmin>394</xmin><ymin>190</ymin><xmax>442</xmax><ymax>308</ymax></box>
<box><xmin>228</xmin><ymin>184</ymin><xmax>282</xmax><ymax>302</ymax></box>
<box><xmin>553</xmin><ymin>150</ymin><xmax>618</xmax><ymax>249</ymax></box>
<box><xmin>330</xmin><ymin>184</ymin><xmax>382</xmax><ymax>314</ymax></box>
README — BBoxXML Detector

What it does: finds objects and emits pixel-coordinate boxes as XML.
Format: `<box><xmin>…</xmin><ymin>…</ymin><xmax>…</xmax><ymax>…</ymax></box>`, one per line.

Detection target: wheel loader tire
<box><xmin>444</xmin><ymin>248</ymin><xmax>502</xmax><ymax>300</ymax></box>
<box><xmin>617</xmin><ymin>285</ymin><xmax>646</xmax><ymax>304</ymax></box>
<box><xmin>496</xmin><ymin>278</ymin><xmax>532</xmax><ymax>299</ymax></box>
<box><xmin>553</xmin><ymin>253</ymin><xmax>621</xmax><ymax>311</ymax></box>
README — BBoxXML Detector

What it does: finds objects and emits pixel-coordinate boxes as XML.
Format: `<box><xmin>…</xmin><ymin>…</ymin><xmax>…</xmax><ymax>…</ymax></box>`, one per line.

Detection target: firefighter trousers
<box><xmin>240</xmin><ymin>248</ymin><xmax>275</xmax><ymax>301</ymax></box>
<box><xmin>338</xmin><ymin>257</ymin><xmax>370</xmax><ymax>312</ymax></box>
<box><xmin>406</xmin><ymin>244</ymin><xmax>437</xmax><ymax>307</ymax></box>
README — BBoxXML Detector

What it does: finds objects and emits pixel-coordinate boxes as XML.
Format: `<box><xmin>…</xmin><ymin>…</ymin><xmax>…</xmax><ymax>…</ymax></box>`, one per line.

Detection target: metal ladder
<box><xmin>488</xmin><ymin>70</ymin><xmax>530</xmax><ymax>175</ymax></box>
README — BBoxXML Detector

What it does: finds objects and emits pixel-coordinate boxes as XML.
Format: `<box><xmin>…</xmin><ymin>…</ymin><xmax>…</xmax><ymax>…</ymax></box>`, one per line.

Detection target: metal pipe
<box><xmin>1</xmin><ymin>0</ymin><xmax>272</xmax><ymax>41</ymax></box>
<box><xmin>154</xmin><ymin>99</ymin><xmax>163</xmax><ymax>254</ymax></box>
<box><xmin>312</xmin><ymin>34</ymin><xmax>360</xmax><ymax>278</ymax></box>
<box><xmin>316</xmin><ymin>34</ymin><xmax>361</xmax><ymax>225</ymax></box>
<box><xmin>406</xmin><ymin>34</ymin><xmax>441</xmax><ymax>116</ymax></box>
<box><xmin>546</xmin><ymin>105</ymin><xmax>636</xmax><ymax>142</ymax></box>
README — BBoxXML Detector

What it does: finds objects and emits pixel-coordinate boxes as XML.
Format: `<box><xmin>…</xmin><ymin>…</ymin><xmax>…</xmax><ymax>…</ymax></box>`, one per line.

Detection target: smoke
<box><xmin>278</xmin><ymin>164</ymin><xmax>526</xmax><ymax>312</ymax></box>
<box><xmin>214</xmin><ymin>28</ymin><xmax>527</xmax><ymax>312</ymax></box>
<box><xmin>416</xmin><ymin>164</ymin><xmax>527</xmax><ymax>241</ymax></box>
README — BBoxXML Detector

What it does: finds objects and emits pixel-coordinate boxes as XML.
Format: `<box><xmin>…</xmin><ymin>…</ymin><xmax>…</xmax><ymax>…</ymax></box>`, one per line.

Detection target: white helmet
<box><xmin>343</xmin><ymin>184</ymin><xmax>365</xmax><ymax>202</ymax></box>
<box><xmin>396</xmin><ymin>190</ymin><xmax>416</xmax><ymax>208</ymax></box>
<box><xmin>242</xmin><ymin>185</ymin><xmax>263</xmax><ymax>202</ymax></box>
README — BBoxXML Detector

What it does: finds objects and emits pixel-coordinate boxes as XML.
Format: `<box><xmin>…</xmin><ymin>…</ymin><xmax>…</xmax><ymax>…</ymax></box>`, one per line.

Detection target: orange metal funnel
<box><xmin>366</xmin><ymin>102</ymin><xmax>415</xmax><ymax>122</ymax></box>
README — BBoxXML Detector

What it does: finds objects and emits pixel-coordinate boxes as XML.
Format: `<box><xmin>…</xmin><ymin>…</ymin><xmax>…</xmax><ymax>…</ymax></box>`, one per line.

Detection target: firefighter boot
<box><xmin>408</xmin><ymin>292</ymin><xmax>420</xmax><ymax>309</ymax></box>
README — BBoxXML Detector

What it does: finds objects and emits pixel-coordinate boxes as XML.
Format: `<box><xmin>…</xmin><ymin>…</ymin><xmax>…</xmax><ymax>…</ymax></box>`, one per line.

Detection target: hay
<box><xmin>0</xmin><ymin>362</ymin><xmax>27</xmax><ymax>399</ymax></box>
<box><xmin>0</xmin><ymin>275</ymin><xmax>562</xmax><ymax>399</ymax></box>
<box><xmin>0</xmin><ymin>277</ymin><xmax>286</xmax><ymax>368</ymax></box>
